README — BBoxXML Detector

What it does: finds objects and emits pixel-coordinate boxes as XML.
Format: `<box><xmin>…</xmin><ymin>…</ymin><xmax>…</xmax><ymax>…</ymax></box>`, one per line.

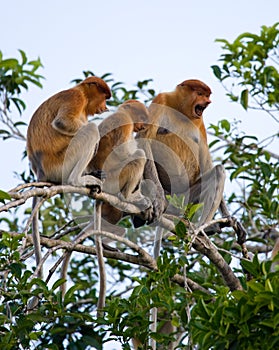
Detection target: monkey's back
<box><xmin>93</xmin><ymin>111</ymin><xmax>134</xmax><ymax>170</ymax></box>
<box><xmin>26</xmin><ymin>89</ymin><xmax>85</xmax><ymax>178</ymax></box>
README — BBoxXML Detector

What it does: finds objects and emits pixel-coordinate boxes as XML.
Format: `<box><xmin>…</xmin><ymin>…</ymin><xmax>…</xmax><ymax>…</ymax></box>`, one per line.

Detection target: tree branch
<box><xmin>2</xmin><ymin>230</ymin><xmax>208</xmax><ymax>294</ymax></box>
<box><xmin>2</xmin><ymin>182</ymin><xmax>245</xmax><ymax>291</ymax></box>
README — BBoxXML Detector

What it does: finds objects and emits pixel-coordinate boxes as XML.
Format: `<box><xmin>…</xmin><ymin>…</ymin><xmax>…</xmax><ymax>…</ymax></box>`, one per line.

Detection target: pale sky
<box><xmin>1</xmin><ymin>0</ymin><xmax>278</xmax><ymax>191</ymax></box>
<box><xmin>1</xmin><ymin>1</ymin><xmax>278</xmax><ymax>348</ymax></box>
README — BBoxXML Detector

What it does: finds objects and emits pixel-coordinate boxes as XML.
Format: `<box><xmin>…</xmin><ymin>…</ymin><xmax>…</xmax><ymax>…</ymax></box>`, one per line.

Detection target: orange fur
<box><xmin>88</xmin><ymin>100</ymin><xmax>151</xmax><ymax>225</ymax></box>
<box><xmin>140</xmin><ymin>79</ymin><xmax>225</xmax><ymax>225</ymax></box>
<box><xmin>26</xmin><ymin>77</ymin><xmax>111</xmax><ymax>284</ymax></box>
<box><xmin>92</xmin><ymin>100</ymin><xmax>148</xmax><ymax>171</ymax></box>
<box><xmin>27</xmin><ymin>76</ymin><xmax>111</xmax><ymax>185</ymax></box>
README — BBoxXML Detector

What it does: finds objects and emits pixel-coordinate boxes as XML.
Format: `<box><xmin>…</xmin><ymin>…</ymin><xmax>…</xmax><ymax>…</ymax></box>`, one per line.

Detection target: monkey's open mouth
<box><xmin>195</xmin><ymin>104</ymin><xmax>207</xmax><ymax>117</ymax></box>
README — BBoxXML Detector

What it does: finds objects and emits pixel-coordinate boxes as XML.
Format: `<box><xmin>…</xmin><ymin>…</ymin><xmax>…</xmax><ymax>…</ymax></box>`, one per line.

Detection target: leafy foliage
<box><xmin>0</xmin><ymin>22</ymin><xmax>279</xmax><ymax>349</ymax></box>
<box><xmin>211</xmin><ymin>22</ymin><xmax>279</xmax><ymax>115</ymax></box>
<box><xmin>209</xmin><ymin>119</ymin><xmax>278</xmax><ymax>234</ymax></box>
<box><xmin>0</xmin><ymin>232</ymin><xmax>102</xmax><ymax>349</ymax></box>
<box><xmin>104</xmin><ymin>252</ymin><xmax>189</xmax><ymax>347</ymax></box>
<box><xmin>190</xmin><ymin>257</ymin><xmax>279</xmax><ymax>350</ymax></box>
<box><xmin>0</xmin><ymin>50</ymin><xmax>44</xmax><ymax>140</ymax></box>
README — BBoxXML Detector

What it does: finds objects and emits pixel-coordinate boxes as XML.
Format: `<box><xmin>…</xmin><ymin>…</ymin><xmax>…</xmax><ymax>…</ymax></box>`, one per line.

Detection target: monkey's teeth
<box><xmin>195</xmin><ymin>105</ymin><xmax>205</xmax><ymax>116</ymax></box>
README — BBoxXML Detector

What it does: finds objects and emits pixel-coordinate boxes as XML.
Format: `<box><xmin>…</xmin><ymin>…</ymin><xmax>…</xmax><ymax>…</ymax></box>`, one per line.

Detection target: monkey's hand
<box><xmin>140</xmin><ymin>179</ymin><xmax>166</xmax><ymax>224</ymax></box>
<box><xmin>118</xmin><ymin>190</ymin><xmax>154</xmax><ymax>228</ymax></box>
<box><xmin>152</xmin><ymin>185</ymin><xmax>167</xmax><ymax>222</ymax></box>
<box><xmin>118</xmin><ymin>191</ymin><xmax>152</xmax><ymax>211</ymax></box>
<box><xmin>77</xmin><ymin>175</ymin><xmax>103</xmax><ymax>193</ymax></box>
<box><xmin>132</xmin><ymin>207</ymin><xmax>154</xmax><ymax>228</ymax></box>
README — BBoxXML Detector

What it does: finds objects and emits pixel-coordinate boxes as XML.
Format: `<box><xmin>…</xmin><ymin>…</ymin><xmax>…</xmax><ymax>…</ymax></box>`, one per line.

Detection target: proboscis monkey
<box><xmin>27</xmin><ymin>76</ymin><xmax>111</xmax><ymax>187</ymax></box>
<box><xmin>26</xmin><ymin>76</ymin><xmax>111</xmax><ymax>278</ymax></box>
<box><xmin>139</xmin><ymin>79</ymin><xmax>230</xmax><ymax>228</ymax></box>
<box><xmin>134</xmin><ymin>79</ymin><xmax>235</xmax><ymax>349</ymax></box>
<box><xmin>87</xmin><ymin>99</ymin><xmax>153</xmax><ymax>235</ymax></box>
<box><xmin>133</xmin><ymin>80</ymin><xmax>248</xmax><ymax>349</ymax></box>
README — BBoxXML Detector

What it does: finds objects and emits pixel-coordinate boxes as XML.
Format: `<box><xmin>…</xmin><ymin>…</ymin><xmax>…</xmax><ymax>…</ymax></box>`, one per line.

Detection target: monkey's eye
<box><xmin>197</xmin><ymin>91</ymin><xmax>203</xmax><ymax>96</ymax></box>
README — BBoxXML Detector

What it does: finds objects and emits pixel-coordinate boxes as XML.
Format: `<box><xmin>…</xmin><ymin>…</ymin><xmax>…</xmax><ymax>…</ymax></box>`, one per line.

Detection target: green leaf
<box><xmin>241</xmin><ymin>259</ymin><xmax>259</xmax><ymax>276</ymax></box>
<box><xmin>175</xmin><ymin>220</ymin><xmax>187</xmax><ymax>238</ymax></box>
<box><xmin>14</xmin><ymin>121</ymin><xmax>27</xmax><ymax>127</ymax></box>
<box><xmin>211</xmin><ymin>65</ymin><xmax>222</xmax><ymax>79</ymax></box>
<box><xmin>0</xmin><ymin>58</ymin><xmax>19</xmax><ymax>69</ymax></box>
<box><xmin>260</xmin><ymin>162</ymin><xmax>271</xmax><ymax>178</ymax></box>
<box><xmin>248</xmin><ymin>280</ymin><xmax>265</xmax><ymax>293</ymax></box>
<box><xmin>186</xmin><ymin>203</ymin><xmax>203</xmax><ymax>220</ymax></box>
<box><xmin>199</xmin><ymin>298</ymin><xmax>211</xmax><ymax>318</ymax></box>
<box><xmin>209</xmin><ymin>139</ymin><xmax>220</xmax><ymax>148</ymax></box>
<box><xmin>10</xmin><ymin>262</ymin><xmax>23</xmax><ymax>278</ymax></box>
<box><xmin>220</xmin><ymin>119</ymin><xmax>231</xmax><ymax>132</ymax></box>
<box><xmin>19</xmin><ymin>49</ymin><xmax>27</xmax><ymax>65</ymax></box>
<box><xmin>64</xmin><ymin>284</ymin><xmax>81</xmax><ymax>304</ymax></box>
<box><xmin>0</xmin><ymin>190</ymin><xmax>11</xmax><ymax>200</ymax></box>
<box><xmin>51</xmin><ymin>278</ymin><xmax>66</xmax><ymax>291</ymax></box>
<box><xmin>240</xmin><ymin>89</ymin><xmax>249</xmax><ymax>110</ymax></box>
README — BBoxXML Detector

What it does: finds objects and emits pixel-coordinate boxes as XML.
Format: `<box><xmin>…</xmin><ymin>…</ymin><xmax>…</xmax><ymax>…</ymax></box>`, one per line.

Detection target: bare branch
<box><xmin>158</xmin><ymin>217</ymin><xmax>243</xmax><ymax>291</ymax></box>
<box><xmin>3</xmin><ymin>183</ymin><xmax>145</xmax><ymax>215</ymax></box>
<box><xmin>2</xmin><ymin>182</ymin><xmax>245</xmax><ymax>292</ymax></box>
<box><xmin>2</xmin><ymin>230</ymin><xmax>210</xmax><ymax>295</ymax></box>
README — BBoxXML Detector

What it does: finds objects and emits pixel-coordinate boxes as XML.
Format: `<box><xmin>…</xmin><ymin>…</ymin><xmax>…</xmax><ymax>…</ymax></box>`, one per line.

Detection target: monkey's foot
<box><xmin>207</xmin><ymin>216</ymin><xmax>247</xmax><ymax>245</ymax></box>
<box><xmin>204</xmin><ymin>216</ymin><xmax>236</xmax><ymax>236</ymax></box>
<box><xmin>132</xmin><ymin>210</ymin><xmax>153</xmax><ymax>228</ymax></box>
<box><xmin>82</xmin><ymin>175</ymin><xmax>103</xmax><ymax>193</ymax></box>
<box><xmin>132</xmin><ymin>206</ymin><xmax>154</xmax><ymax>228</ymax></box>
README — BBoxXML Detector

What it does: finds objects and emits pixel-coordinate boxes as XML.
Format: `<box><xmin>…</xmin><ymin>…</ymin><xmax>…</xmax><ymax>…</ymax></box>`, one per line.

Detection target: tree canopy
<box><xmin>0</xmin><ymin>22</ymin><xmax>278</xmax><ymax>349</ymax></box>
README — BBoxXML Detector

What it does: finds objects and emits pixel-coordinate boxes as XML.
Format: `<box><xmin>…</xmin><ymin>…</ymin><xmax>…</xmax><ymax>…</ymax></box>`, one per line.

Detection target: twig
<box><xmin>3</xmin><ymin>183</ymin><xmax>246</xmax><ymax>292</ymax></box>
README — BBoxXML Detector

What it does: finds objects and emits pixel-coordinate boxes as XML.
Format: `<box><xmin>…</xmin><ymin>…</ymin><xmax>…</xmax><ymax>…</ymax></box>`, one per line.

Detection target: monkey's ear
<box><xmin>121</xmin><ymin>103</ymin><xmax>133</xmax><ymax>111</ymax></box>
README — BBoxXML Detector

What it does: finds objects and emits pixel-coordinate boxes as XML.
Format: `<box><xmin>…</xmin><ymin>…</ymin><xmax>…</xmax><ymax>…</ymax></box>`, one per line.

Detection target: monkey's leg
<box><xmin>138</xmin><ymin>137</ymin><xmax>167</xmax><ymax>222</ymax></box>
<box><xmin>118</xmin><ymin>152</ymin><xmax>151</xmax><ymax>210</ymax></box>
<box><xmin>189</xmin><ymin>164</ymin><xmax>225</xmax><ymax>225</ymax></box>
<box><xmin>120</xmin><ymin>158</ymin><xmax>154</xmax><ymax>226</ymax></box>
<box><xmin>64</xmin><ymin>123</ymin><xmax>102</xmax><ymax>190</ymax></box>
<box><xmin>187</xmin><ymin>166</ymin><xmax>248</xmax><ymax>245</ymax></box>
<box><xmin>119</xmin><ymin>150</ymin><xmax>146</xmax><ymax>199</ymax></box>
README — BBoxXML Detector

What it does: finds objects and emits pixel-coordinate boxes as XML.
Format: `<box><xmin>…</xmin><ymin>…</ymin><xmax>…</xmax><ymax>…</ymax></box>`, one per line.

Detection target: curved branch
<box><xmin>2</xmin><ymin>182</ymin><xmax>244</xmax><ymax>291</ymax></box>
<box><xmin>157</xmin><ymin>217</ymin><xmax>243</xmax><ymax>291</ymax></box>
<box><xmin>2</xmin><ymin>183</ymin><xmax>145</xmax><ymax>215</ymax></box>
<box><xmin>2</xmin><ymin>230</ymin><xmax>210</xmax><ymax>294</ymax></box>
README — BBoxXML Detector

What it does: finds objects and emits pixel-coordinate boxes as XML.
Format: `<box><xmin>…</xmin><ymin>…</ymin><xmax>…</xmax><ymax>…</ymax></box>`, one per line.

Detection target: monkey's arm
<box><xmin>111</xmin><ymin>124</ymin><xmax>137</xmax><ymax>160</ymax></box>
<box><xmin>51</xmin><ymin>94</ymin><xmax>88</xmax><ymax>136</ymax></box>
<box><xmin>141</xmin><ymin>139</ymin><xmax>167</xmax><ymax>222</ymax></box>
<box><xmin>51</xmin><ymin>109</ymin><xmax>87</xmax><ymax>136</ymax></box>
